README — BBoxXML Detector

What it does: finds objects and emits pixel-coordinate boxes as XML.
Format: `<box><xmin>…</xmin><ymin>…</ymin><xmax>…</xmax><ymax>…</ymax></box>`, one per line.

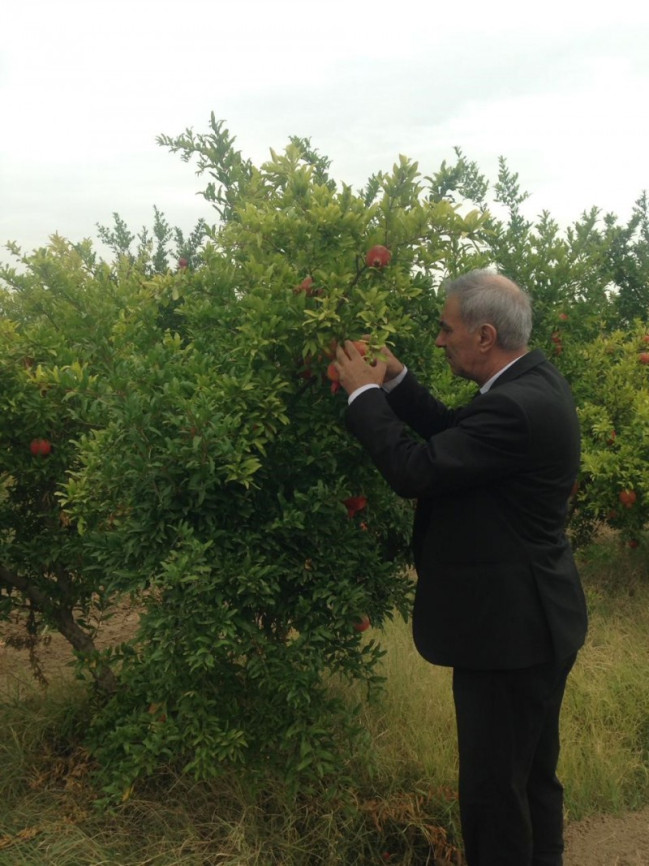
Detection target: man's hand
<box><xmin>374</xmin><ymin>343</ymin><xmax>405</xmax><ymax>382</ymax></box>
<box><xmin>334</xmin><ymin>340</ymin><xmax>387</xmax><ymax>396</ymax></box>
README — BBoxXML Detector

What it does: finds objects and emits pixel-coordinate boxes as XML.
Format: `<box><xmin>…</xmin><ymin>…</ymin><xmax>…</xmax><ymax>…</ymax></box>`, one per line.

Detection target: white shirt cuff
<box><xmin>347</xmin><ymin>383</ymin><xmax>381</xmax><ymax>404</ymax></box>
<box><xmin>347</xmin><ymin>366</ymin><xmax>408</xmax><ymax>404</ymax></box>
<box><xmin>381</xmin><ymin>365</ymin><xmax>408</xmax><ymax>392</ymax></box>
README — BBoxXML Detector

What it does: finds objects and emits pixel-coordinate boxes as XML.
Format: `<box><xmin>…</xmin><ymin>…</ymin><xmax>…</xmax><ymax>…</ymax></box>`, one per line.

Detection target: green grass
<box><xmin>1</xmin><ymin>535</ymin><xmax>648</xmax><ymax>864</ymax></box>
<box><xmin>560</xmin><ymin>537</ymin><xmax>649</xmax><ymax>819</ymax></box>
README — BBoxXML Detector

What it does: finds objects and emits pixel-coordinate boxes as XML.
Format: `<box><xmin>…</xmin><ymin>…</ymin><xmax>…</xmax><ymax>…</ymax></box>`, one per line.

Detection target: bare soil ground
<box><xmin>563</xmin><ymin>809</ymin><xmax>649</xmax><ymax>865</ymax></box>
<box><xmin>1</xmin><ymin>614</ymin><xmax>648</xmax><ymax>865</ymax></box>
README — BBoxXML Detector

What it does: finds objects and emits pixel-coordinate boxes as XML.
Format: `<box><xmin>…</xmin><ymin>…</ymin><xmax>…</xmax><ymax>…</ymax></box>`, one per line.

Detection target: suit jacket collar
<box><xmin>488</xmin><ymin>348</ymin><xmax>547</xmax><ymax>389</ymax></box>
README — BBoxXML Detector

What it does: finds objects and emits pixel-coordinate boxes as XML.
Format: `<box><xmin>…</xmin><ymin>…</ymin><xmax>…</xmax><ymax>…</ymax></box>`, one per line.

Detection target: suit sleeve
<box><xmin>346</xmin><ymin>385</ymin><xmax>530</xmax><ymax>500</ymax></box>
<box><xmin>384</xmin><ymin>371</ymin><xmax>458</xmax><ymax>439</ymax></box>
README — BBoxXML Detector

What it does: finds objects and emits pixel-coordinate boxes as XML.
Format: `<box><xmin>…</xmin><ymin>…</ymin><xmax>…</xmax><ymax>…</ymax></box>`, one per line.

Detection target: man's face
<box><xmin>435</xmin><ymin>294</ymin><xmax>481</xmax><ymax>381</ymax></box>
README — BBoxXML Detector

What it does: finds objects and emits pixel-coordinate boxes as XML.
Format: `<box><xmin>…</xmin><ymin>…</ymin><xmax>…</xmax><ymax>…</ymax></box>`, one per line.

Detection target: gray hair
<box><xmin>444</xmin><ymin>269</ymin><xmax>532</xmax><ymax>350</ymax></box>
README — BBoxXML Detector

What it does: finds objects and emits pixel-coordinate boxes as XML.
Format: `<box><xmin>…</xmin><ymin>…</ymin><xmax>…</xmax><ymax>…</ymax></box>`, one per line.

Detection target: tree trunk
<box><xmin>0</xmin><ymin>565</ymin><xmax>119</xmax><ymax>694</ymax></box>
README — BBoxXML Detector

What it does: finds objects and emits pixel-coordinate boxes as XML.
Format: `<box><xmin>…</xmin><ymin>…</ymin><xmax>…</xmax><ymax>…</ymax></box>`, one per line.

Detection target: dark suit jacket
<box><xmin>345</xmin><ymin>349</ymin><xmax>588</xmax><ymax>670</ymax></box>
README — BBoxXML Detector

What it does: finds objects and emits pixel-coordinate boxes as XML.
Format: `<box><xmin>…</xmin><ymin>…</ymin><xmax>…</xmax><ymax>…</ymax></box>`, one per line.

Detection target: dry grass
<box><xmin>0</xmin><ymin>534</ymin><xmax>648</xmax><ymax>864</ymax></box>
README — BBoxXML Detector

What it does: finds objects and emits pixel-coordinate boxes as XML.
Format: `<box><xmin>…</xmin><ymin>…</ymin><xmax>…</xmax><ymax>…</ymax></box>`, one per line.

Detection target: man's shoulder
<box><xmin>493</xmin><ymin>349</ymin><xmax>571</xmax><ymax>395</ymax></box>
<box><xmin>485</xmin><ymin>353</ymin><xmax>577</xmax><ymax>432</ymax></box>
<box><xmin>497</xmin><ymin>348</ymin><xmax>547</xmax><ymax>381</ymax></box>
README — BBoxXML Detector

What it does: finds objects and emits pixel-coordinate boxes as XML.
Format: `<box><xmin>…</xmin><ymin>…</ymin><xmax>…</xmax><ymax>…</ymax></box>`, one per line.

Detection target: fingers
<box><xmin>344</xmin><ymin>339</ymin><xmax>363</xmax><ymax>358</ymax></box>
<box><xmin>334</xmin><ymin>342</ymin><xmax>349</xmax><ymax>363</ymax></box>
<box><xmin>375</xmin><ymin>344</ymin><xmax>398</xmax><ymax>363</ymax></box>
<box><xmin>335</xmin><ymin>340</ymin><xmax>363</xmax><ymax>361</ymax></box>
<box><xmin>334</xmin><ymin>338</ymin><xmax>400</xmax><ymax>380</ymax></box>
<box><xmin>333</xmin><ymin>339</ymin><xmax>387</xmax><ymax>392</ymax></box>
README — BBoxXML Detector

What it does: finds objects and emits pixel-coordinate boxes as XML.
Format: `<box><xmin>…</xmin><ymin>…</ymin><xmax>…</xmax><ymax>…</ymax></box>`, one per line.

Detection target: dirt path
<box><xmin>2</xmin><ymin>617</ymin><xmax>648</xmax><ymax>864</ymax></box>
<box><xmin>564</xmin><ymin>807</ymin><xmax>649</xmax><ymax>865</ymax></box>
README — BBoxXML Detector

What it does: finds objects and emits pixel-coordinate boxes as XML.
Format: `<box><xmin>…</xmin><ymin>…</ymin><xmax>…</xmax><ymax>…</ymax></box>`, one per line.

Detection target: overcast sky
<box><xmin>2</xmin><ymin>0</ymin><xmax>648</xmax><ymax>262</ymax></box>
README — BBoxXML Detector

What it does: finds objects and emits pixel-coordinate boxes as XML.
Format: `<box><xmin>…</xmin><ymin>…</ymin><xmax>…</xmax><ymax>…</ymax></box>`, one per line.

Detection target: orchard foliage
<box><xmin>1</xmin><ymin>123</ymin><xmax>489</xmax><ymax>800</ymax></box>
<box><xmin>1</xmin><ymin>115</ymin><xmax>648</xmax><ymax>799</ymax></box>
<box><xmin>0</xmin><ymin>237</ymin><xmax>138</xmax><ymax>693</ymax></box>
<box><xmin>96</xmin><ymin>206</ymin><xmax>208</xmax><ymax>274</ymax></box>
<box><xmin>567</xmin><ymin>326</ymin><xmax>649</xmax><ymax>549</ymax></box>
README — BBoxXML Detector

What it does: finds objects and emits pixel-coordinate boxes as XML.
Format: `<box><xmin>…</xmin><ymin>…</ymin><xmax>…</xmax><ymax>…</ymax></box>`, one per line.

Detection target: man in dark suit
<box><xmin>334</xmin><ymin>270</ymin><xmax>588</xmax><ymax>866</ymax></box>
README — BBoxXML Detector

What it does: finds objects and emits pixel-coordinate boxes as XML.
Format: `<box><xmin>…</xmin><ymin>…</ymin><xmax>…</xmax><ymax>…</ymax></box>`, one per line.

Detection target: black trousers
<box><xmin>452</xmin><ymin>654</ymin><xmax>577</xmax><ymax>866</ymax></box>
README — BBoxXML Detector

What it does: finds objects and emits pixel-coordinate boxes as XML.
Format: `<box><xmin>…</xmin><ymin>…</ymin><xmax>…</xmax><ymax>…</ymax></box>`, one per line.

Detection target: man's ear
<box><xmin>478</xmin><ymin>323</ymin><xmax>498</xmax><ymax>351</ymax></box>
